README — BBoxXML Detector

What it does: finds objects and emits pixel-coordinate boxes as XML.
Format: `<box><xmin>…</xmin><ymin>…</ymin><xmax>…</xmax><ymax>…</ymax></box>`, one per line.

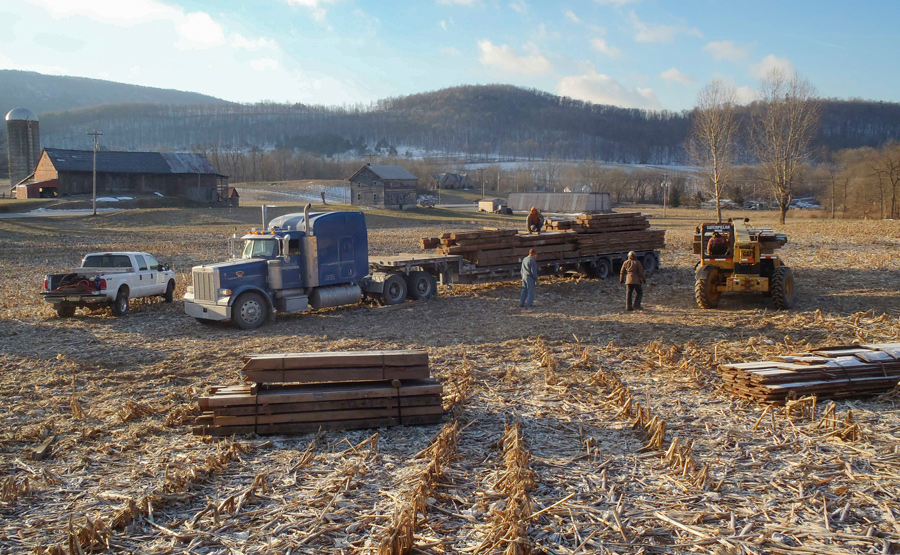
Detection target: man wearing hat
<box><xmin>619</xmin><ymin>251</ymin><xmax>646</xmax><ymax>311</ymax></box>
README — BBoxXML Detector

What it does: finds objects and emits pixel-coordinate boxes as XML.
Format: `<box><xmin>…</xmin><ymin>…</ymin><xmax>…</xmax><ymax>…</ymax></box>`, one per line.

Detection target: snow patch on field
<box><xmin>95</xmin><ymin>196</ymin><xmax>134</xmax><ymax>202</ymax></box>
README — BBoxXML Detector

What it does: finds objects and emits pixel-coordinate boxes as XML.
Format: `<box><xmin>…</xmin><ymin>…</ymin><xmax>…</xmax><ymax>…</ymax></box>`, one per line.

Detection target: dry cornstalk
<box><xmin>377</xmin><ymin>420</ymin><xmax>460</xmax><ymax>555</ymax></box>
<box><xmin>479</xmin><ymin>422</ymin><xmax>535</xmax><ymax>555</ymax></box>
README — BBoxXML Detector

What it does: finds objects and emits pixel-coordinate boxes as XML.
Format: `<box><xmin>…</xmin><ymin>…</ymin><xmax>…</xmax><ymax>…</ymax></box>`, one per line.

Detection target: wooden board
<box><xmin>242</xmin><ymin>350</ymin><xmax>428</xmax><ymax>371</ymax></box>
<box><xmin>243</xmin><ymin>364</ymin><xmax>430</xmax><ymax>384</ymax></box>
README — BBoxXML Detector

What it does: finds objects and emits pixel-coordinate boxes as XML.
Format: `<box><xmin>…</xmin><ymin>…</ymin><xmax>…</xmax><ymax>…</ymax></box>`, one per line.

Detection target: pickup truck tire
<box><xmin>163</xmin><ymin>280</ymin><xmax>175</xmax><ymax>303</ymax></box>
<box><xmin>233</xmin><ymin>292</ymin><xmax>268</xmax><ymax>330</ymax></box>
<box><xmin>380</xmin><ymin>274</ymin><xmax>408</xmax><ymax>305</ymax></box>
<box><xmin>111</xmin><ymin>288</ymin><xmax>130</xmax><ymax>317</ymax></box>
<box><xmin>407</xmin><ymin>271</ymin><xmax>437</xmax><ymax>300</ymax></box>
<box><xmin>56</xmin><ymin>304</ymin><xmax>76</xmax><ymax>318</ymax></box>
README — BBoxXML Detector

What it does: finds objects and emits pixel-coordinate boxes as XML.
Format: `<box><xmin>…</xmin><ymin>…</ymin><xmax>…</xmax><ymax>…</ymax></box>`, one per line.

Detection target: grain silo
<box><xmin>6</xmin><ymin>107</ymin><xmax>41</xmax><ymax>187</ymax></box>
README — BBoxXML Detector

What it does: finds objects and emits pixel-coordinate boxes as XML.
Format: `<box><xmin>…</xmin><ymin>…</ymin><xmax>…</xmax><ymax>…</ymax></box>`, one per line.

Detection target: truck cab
<box><xmin>184</xmin><ymin>210</ymin><xmax>369</xmax><ymax>329</ymax></box>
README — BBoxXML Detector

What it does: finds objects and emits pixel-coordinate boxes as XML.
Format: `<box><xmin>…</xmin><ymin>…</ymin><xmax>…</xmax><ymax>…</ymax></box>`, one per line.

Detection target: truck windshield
<box><xmin>242</xmin><ymin>239</ymin><xmax>278</xmax><ymax>259</ymax></box>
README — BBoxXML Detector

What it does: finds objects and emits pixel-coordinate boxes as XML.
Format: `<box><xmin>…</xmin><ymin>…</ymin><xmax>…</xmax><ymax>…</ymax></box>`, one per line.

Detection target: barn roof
<box><xmin>43</xmin><ymin>148</ymin><xmax>221</xmax><ymax>176</ymax></box>
<box><xmin>348</xmin><ymin>163</ymin><xmax>417</xmax><ymax>182</ymax></box>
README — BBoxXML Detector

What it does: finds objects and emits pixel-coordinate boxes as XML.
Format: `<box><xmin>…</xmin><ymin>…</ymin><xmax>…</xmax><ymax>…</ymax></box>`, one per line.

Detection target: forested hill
<box><xmin>12</xmin><ymin>79</ymin><xmax>900</xmax><ymax>164</ymax></box>
<box><xmin>0</xmin><ymin>70</ymin><xmax>227</xmax><ymax>116</ymax></box>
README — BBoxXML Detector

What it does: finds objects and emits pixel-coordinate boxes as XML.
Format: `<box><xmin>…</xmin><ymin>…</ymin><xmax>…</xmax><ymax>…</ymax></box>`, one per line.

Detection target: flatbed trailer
<box><xmin>367</xmin><ymin>248</ymin><xmax>661</xmax><ymax>287</ymax></box>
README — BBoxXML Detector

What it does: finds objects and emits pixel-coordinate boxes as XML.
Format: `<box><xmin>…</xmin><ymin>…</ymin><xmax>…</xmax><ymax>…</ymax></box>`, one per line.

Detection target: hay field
<box><xmin>1</xmin><ymin>202</ymin><xmax>899</xmax><ymax>554</ymax></box>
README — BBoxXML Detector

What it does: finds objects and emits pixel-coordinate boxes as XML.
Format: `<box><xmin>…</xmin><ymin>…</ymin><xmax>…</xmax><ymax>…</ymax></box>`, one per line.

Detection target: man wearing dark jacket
<box><xmin>520</xmin><ymin>249</ymin><xmax>539</xmax><ymax>308</ymax></box>
<box><xmin>619</xmin><ymin>251</ymin><xmax>646</xmax><ymax>311</ymax></box>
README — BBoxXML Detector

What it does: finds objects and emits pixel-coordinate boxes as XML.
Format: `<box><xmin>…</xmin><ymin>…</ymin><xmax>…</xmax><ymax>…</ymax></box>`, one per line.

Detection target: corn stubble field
<box><xmin>1</xmin><ymin>201</ymin><xmax>899</xmax><ymax>555</ymax></box>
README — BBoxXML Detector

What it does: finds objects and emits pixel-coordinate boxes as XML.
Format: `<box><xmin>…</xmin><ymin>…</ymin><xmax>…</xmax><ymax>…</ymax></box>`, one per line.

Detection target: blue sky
<box><xmin>1</xmin><ymin>0</ymin><xmax>897</xmax><ymax>111</ymax></box>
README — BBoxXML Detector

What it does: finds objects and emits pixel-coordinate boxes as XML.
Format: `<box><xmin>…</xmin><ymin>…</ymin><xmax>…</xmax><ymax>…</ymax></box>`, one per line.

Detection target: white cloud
<box><xmin>735</xmin><ymin>86</ymin><xmax>759</xmax><ymax>104</ymax></box>
<box><xmin>565</xmin><ymin>10</ymin><xmax>581</xmax><ymax>24</ymax></box>
<box><xmin>510</xmin><ymin>1</ymin><xmax>528</xmax><ymax>14</ymax></box>
<box><xmin>629</xmin><ymin>11</ymin><xmax>701</xmax><ymax>43</ymax></box>
<box><xmin>250</xmin><ymin>58</ymin><xmax>279</xmax><ymax>71</ymax></box>
<box><xmin>233</xmin><ymin>34</ymin><xmax>277</xmax><ymax>50</ymax></box>
<box><xmin>703</xmin><ymin>40</ymin><xmax>750</xmax><ymax>62</ymax></box>
<box><xmin>594</xmin><ymin>0</ymin><xmax>640</xmax><ymax>5</ymax></box>
<box><xmin>439</xmin><ymin>19</ymin><xmax>448</xmax><ymax>30</ymax></box>
<box><xmin>558</xmin><ymin>68</ymin><xmax>660</xmax><ymax>109</ymax></box>
<box><xmin>478</xmin><ymin>39</ymin><xmax>552</xmax><ymax>75</ymax></box>
<box><xmin>440</xmin><ymin>46</ymin><xmax>461</xmax><ymax>56</ymax></box>
<box><xmin>174</xmin><ymin>12</ymin><xmax>225</xmax><ymax>50</ymax></box>
<box><xmin>660</xmin><ymin>67</ymin><xmax>693</xmax><ymax>84</ymax></box>
<box><xmin>438</xmin><ymin>0</ymin><xmax>479</xmax><ymax>4</ymax></box>
<box><xmin>285</xmin><ymin>0</ymin><xmax>341</xmax><ymax>21</ymax></box>
<box><xmin>750</xmin><ymin>54</ymin><xmax>795</xmax><ymax>78</ymax></box>
<box><xmin>591</xmin><ymin>37</ymin><xmax>621</xmax><ymax>58</ymax></box>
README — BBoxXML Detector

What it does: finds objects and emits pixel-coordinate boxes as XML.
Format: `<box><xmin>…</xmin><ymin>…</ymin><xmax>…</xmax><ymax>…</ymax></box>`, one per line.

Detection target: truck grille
<box><xmin>193</xmin><ymin>267</ymin><xmax>219</xmax><ymax>302</ymax></box>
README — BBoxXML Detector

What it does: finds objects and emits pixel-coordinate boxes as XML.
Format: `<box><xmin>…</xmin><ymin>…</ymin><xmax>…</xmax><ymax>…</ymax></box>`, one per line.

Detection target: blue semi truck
<box><xmin>184</xmin><ymin>205</ymin><xmax>661</xmax><ymax>329</ymax></box>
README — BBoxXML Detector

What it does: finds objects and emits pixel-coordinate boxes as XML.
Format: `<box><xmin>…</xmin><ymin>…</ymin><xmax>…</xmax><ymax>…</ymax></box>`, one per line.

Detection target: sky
<box><xmin>1</xmin><ymin>0</ymin><xmax>898</xmax><ymax>111</ymax></box>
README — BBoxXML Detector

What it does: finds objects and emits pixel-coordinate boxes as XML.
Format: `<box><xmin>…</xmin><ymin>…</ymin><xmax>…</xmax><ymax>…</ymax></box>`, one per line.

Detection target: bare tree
<box><xmin>752</xmin><ymin>69</ymin><xmax>820</xmax><ymax>224</ymax></box>
<box><xmin>687</xmin><ymin>80</ymin><xmax>739</xmax><ymax>222</ymax></box>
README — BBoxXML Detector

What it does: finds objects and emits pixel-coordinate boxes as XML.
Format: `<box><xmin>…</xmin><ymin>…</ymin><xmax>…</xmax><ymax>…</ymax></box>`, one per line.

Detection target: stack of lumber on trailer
<box><xmin>419</xmin><ymin>212</ymin><xmax>664</xmax><ymax>268</ymax></box>
<box><xmin>193</xmin><ymin>350</ymin><xmax>444</xmax><ymax>436</ymax></box>
<box><xmin>718</xmin><ymin>343</ymin><xmax>900</xmax><ymax>404</ymax></box>
<box><xmin>544</xmin><ymin>212</ymin><xmax>651</xmax><ymax>233</ymax></box>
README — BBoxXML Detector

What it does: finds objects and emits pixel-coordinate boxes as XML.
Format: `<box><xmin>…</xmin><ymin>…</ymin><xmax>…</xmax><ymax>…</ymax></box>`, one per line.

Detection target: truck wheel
<box><xmin>642</xmin><ymin>253</ymin><xmax>658</xmax><ymax>274</ymax></box>
<box><xmin>771</xmin><ymin>266</ymin><xmax>795</xmax><ymax>310</ymax></box>
<box><xmin>695</xmin><ymin>269</ymin><xmax>720</xmax><ymax>309</ymax></box>
<box><xmin>111</xmin><ymin>288</ymin><xmax>130</xmax><ymax>316</ymax></box>
<box><xmin>232</xmin><ymin>292</ymin><xmax>268</xmax><ymax>330</ymax></box>
<box><xmin>56</xmin><ymin>304</ymin><xmax>76</xmax><ymax>318</ymax></box>
<box><xmin>381</xmin><ymin>274</ymin><xmax>408</xmax><ymax>305</ymax></box>
<box><xmin>407</xmin><ymin>271</ymin><xmax>437</xmax><ymax>300</ymax></box>
<box><xmin>163</xmin><ymin>280</ymin><xmax>175</xmax><ymax>303</ymax></box>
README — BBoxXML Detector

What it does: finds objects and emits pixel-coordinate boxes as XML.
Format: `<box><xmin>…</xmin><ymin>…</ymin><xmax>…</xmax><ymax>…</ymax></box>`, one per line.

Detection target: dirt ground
<box><xmin>1</xmin><ymin>202</ymin><xmax>899</xmax><ymax>554</ymax></box>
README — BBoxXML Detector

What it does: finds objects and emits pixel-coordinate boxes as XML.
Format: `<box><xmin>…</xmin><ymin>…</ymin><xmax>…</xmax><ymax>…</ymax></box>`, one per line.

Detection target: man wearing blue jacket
<box><xmin>520</xmin><ymin>248</ymin><xmax>539</xmax><ymax>308</ymax></box>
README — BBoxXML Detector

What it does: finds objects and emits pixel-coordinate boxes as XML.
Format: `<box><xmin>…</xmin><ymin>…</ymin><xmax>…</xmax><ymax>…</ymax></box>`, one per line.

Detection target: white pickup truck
<box><xmin>41</xmin><ymin>252</ymin><xmax>176</xmax><ymax>317</ymax></box>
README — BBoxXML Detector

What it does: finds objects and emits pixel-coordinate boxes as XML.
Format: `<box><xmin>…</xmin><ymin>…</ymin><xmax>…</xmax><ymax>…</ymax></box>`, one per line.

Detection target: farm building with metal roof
<box><xmin>347</xmin><ymin>163</ymin><xmax>418</xmax><ymax>209</ymax></box>
<box><xmin>23</xmin><ymin>148</ymin><xmax>228</xmax><ymax>202</ymax></box>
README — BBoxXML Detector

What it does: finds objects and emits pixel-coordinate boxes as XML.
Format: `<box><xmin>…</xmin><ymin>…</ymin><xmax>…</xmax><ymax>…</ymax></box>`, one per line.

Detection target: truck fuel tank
<box><xmin>309</xmin><ymin>283</ymin><xmax>362</xmax><ymax>309</ymax></box>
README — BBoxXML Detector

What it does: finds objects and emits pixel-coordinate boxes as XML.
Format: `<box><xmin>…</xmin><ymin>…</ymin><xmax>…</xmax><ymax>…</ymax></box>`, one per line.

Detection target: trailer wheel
<box><xmin>163</xmin><ymin>280</ymin><xmax>175</xmax><ymax>303</ymax></box>
<box><xmin>232</xmin><ymin>291</ymin><xmax>268</xmax><ymax>330</ymax></box>
<box><xmin>56</xmin><ymin>304</ymin><xmax>76</xmax><ymax>318</ymax></box>
<box><xmin>695</xmin><ymin>269</ymin><xmax>720</xmax><ymax>309</ymax></box>
<box><xmin>642</xmin><ymin>253</ymin><xmax>659</xmax><ymax>274</ymax></box>
<box><xmin>407</xmin><ymin>271</ymin><xmax>437</xmax><ymax>300</ymax></box>
<box><xmin>380</xmin><ymin>274</ymin><xmax>408</xmax><ymax>305</ymax></box>
<box><xmin>591</xmin><ymin>258</ymin><xmax>611</xmax><ymax>279</ymax></box>
<box><xmin>111</xmin><ymin>287</ymin><xmax>130</xmax><ymax>317</ymax></box>
<box><xmin>771</xmin><ymin>266</ymin><xmax>795</xmax><ymax>310</ymax></box>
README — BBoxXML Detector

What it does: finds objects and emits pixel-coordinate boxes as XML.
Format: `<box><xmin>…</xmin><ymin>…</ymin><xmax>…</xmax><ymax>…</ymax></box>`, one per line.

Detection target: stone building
<box><xmin>347</xmin><ymin>163</ymin><xmax>418</xmax><ymax>209</ymax></box>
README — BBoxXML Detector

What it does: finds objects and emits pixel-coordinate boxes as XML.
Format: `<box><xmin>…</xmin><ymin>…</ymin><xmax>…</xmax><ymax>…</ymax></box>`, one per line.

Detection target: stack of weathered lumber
<box><xmin>419</xmin><ymin>212</ymin><xmax>664</xmax><ymax>267</ymax></box>
<box><xmin>718</xmin><ymin>343</ymin><xmax>900</xmax><ymax>404</ymax></box>
<box><xmin>544</xmin><ymin>212</ymin><xmax>651</xmax><ymax>233</ymax></box>
<box><xmin>193</xmin><ymin>350</ymin><xmax>444</xmax><ymax>436</ymax></box>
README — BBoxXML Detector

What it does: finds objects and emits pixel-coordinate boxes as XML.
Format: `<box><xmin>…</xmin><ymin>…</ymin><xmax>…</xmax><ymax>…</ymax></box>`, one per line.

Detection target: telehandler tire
<box><xmin>771</xmin><ymin>266</ymin><xmax>795</xmax><ymax>309</ymax></box>
<box><xmin>695</xmin><ymin>270</ymin><xmax>720</xmax><ymax>309</ymax></box>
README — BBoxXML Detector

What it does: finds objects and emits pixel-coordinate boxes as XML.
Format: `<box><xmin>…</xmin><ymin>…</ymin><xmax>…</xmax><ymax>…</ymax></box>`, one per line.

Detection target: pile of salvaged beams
<box><xmin>420</xmin><ymin>212</ymin><xmax>664</xmax><ymax>267</ymax></box>
<box><xmin>718</xmin><ymin>343</ymin><xmax>900</xmax><ymax>404</ymax></box>
<box><xmin>193</xmin><ymin>350</ymin><xmax>444</xmax><ymax>436</ymax></box>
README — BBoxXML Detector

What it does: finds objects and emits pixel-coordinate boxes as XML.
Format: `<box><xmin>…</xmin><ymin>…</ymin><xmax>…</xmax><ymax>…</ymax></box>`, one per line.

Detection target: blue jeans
<box><xmin>520</xmin><ymin>276</ymin><xmax>535</xmax><ymax>307</ymax></box>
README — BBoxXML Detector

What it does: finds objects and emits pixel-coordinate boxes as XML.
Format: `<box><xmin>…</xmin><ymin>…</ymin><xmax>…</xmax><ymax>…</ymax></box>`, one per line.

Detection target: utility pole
<box><xmin>87</xmin><ymin>130</ymin><xmax>102</xmax><ymax>216</ymax></box>
<box><xmin>661</xmin><ymin>172</ymin><xmax>669</xmax><ymax>219</ymax></box>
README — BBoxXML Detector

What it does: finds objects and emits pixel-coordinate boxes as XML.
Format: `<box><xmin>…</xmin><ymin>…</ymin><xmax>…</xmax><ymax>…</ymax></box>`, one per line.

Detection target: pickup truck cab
<box><xmin>42</xmin><ymin>252</ymin><xmax>176</xmax><ymax>318</ymax></box>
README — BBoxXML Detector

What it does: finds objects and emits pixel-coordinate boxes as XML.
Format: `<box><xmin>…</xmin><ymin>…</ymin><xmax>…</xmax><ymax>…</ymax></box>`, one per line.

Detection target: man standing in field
<box><xmin>520</xmin><ymin>248</ymin><xmax>539</xmax><ymax>308</ymax></box>
<box><xmin>620</xmin><ymin>251</ymin><xmax>646</xmax><ymax>311</ymax></box>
